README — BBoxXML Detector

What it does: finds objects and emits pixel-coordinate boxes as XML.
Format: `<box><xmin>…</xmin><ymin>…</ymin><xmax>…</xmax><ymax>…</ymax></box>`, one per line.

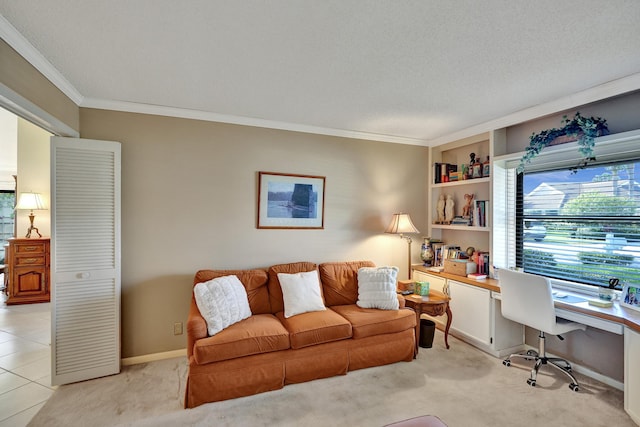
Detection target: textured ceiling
<box><xmin>1</xmin><ymin>1</ymin><xmax>640</xmax><ymax>144</ymax></box>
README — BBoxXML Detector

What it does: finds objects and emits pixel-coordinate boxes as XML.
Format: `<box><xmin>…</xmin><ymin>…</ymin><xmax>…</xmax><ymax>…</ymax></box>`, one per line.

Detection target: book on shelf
<box><xmin>472</xmin><ymin>251</ymin><xmax>490</xmax><ymax>275</ymax></box>
<box><xmin>434</xmin><ymin>162</ymin><xmax>458</xmax><ymax>184</ymax></box>
<box><xmin>473</xmin><ymin>200</ymin><xmax>489</xmax><ymax>227</ymax></box>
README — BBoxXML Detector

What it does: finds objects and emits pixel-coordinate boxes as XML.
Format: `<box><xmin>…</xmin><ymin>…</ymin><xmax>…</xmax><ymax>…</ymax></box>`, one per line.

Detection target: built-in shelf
<box><xmin>432</xmin><ymin>224</ymin><xmax>490</xmax><ymax>232</ymax></box>
<box><xmin>432</xmin><ymin>177</ymin><xmax>490</xmax><ymax>188</ymax></box>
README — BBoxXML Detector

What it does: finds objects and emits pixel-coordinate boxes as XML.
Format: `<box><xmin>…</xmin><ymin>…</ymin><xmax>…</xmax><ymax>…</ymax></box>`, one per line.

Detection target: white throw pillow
<box><xmin>357</xmin><ymin>266</ymin><xmax>400</xmax><ymax>310</ymax></box>
<box><xmin>277</xmin><ymin>270</ymin><xmax>326</xmax><ymax>318</ymax></box>
<box><xmin>193</xmin><ymin>275</ymin><xmax>252</xmax><ymax>336</ymax></box>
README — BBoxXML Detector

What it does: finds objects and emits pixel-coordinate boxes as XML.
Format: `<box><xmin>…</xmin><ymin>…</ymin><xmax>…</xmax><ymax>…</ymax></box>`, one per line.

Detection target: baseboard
<box><xmin>121</xmin><ymin>349</ymin><xmax>187</xmax><ymax>366</ymax></box>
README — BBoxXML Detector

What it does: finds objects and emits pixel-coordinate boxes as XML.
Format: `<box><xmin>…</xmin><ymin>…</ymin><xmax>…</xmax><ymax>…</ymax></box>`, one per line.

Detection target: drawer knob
<box><xmin>78</xmin><ymin>272</ymin><xmax>91</xmax><ymax>279</ymax></box>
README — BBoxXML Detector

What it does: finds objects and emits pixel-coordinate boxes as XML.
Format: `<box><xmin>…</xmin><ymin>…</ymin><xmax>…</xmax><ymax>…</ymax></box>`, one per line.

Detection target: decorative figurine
<box><xmin>436</xmin><ymin>194</ymin><xmax>446</xmax><ymax>223</ymax></box>
<box><xmin>445</xmin><ymin>194</ymin><xmax>455</xmax><ymax>223</ymax></box>
<box><xmin>462</xmin><ymin>193</ymin><xmax>474</xmax><ymax>217</ymax></box>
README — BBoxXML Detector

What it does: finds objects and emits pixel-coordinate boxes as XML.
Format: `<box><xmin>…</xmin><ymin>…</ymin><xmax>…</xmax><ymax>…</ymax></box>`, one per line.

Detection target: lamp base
<box><xmin>25</xmin><ymin>225</ymin><xmax>42</xmax><ymax>239</ymax></box>
<box><xmin>25</xmin><ymin>212</ymin><xmax>42</xmax><ymax>238</ymax></box>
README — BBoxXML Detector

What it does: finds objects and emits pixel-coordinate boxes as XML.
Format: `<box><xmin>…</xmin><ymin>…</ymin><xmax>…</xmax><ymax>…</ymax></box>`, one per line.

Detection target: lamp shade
<box><xmin>15</xmin><ymin>192</ymin><xmax>46</xmax><ymax>210</ymax></box>
<box><xmin>385</xmin><ymin>213</ymin><xmax>419</xmax><ymax>235</ymax></box>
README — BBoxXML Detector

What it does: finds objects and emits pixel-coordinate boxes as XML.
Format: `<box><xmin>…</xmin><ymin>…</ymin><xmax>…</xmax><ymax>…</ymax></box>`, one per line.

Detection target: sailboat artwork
<box><xmin>258</xmin><ymin>172</ymin><xmax>325</xmax><ymax>229</ymax></box>
<box><xmin>268</xmin><ymin>183</ymin><xmax>316</xmax><ymax>219</ymax></box>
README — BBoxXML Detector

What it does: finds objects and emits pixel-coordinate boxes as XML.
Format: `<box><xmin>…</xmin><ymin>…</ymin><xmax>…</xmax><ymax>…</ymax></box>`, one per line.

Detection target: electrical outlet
<box><xmin>173</xmin><ymin>322</ymin><xmax>183</xmax><ymax>335</ymax></box>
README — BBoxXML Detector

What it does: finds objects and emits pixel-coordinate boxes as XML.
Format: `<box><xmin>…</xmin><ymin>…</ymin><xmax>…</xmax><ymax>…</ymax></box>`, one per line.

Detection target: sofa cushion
<box><xmin>319</xmin><ymin>261</ymin><xmax>375</xmax><ymax>306</ymax></box>
<box><xmin>278</xmin><ymin>270</ymin><xmax>326</xmax><ymax>318</ymax></box>
<box><xmin>276</xmin><ymin>308</ymin><xmax>352</xmax><ymax>349</ymax></box>
<box><xmin>194</xmin><ymin>269</ymin><xmax>271</xmax><ymax>314</ymax></box>
<box><xmin>193</xmin><ymin>314</ymin><xmax>290</xmax><ymax>364</ymax></box>
<box><xmin>268</xmin><ymin>262</ymin><xmax>319</xmax><ymax>314</ymax></box>
<box><xmin>331</xmin><ymin>304</ymin><xmax>416</xmax><ymax>339</ymax></box>
<box><xmin>194</xmin><ymin>275</ymin><xmax>252</xmax><ymax>336</ymax></box>
<box><xmin>356</xmin><ymin>266</ymin><xmax>400</xmax><ymax>310</ymax></box>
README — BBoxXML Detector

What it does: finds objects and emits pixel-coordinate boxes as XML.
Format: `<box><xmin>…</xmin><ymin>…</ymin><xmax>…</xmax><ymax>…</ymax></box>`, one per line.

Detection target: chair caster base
<box><xmin>503</xmin><ymin>359</ymin><xmax>511</xmax><ymax>367</ymax></box>
<box><xmin>527</xmin><ymin>378</ymin><xmax>536</xmax><ymax>387</ymax></box>
<box><xmin>569</xmin><ymin>383</ymin><xmax>579</xmax><ymax>392</ymax></box>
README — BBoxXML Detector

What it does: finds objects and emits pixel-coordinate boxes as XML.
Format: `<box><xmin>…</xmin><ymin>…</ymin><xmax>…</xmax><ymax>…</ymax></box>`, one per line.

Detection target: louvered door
<box><xmin>50</xmin><ymin>137</ymin><xmax>121</xmax><ymax>386</ymax></box>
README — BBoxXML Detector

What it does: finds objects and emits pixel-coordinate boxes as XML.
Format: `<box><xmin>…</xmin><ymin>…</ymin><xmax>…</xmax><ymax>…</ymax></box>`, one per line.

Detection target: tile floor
<box><xmin>0</xmin><ymin>275</ymin><xmax>53</xmax><ymax>426</ymax></box>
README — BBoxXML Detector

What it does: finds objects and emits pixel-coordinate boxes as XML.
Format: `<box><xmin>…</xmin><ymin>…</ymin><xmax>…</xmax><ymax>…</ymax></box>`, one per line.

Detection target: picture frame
<box><xmin>257</xmin><ymin>172</ymin><xmax>325</xmax><ymax>229</ymax></box>
<box><xmin>620</xmin><ymin>284</ymin><xmax>640</xmax><ymax>312</ymax></box>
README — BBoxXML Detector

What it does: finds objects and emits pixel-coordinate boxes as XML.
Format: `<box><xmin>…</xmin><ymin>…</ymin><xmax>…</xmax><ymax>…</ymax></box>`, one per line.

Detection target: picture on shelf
<box><xmin>621</xmin><ymin>284</ymin><xmax>640</xmax><ymax>312</ymax></box>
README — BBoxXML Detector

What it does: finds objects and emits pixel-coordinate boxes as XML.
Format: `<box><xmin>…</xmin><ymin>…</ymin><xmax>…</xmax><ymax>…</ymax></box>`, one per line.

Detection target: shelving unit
<box><xmin>427</xmin><ymin>133</ymin><xmax>494</xmax><ymax>258</ymax></box>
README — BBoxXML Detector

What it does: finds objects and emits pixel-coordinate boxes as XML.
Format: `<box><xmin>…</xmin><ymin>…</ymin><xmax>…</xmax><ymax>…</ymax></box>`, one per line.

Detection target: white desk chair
<box><xmin>499</xmin><ymin>269</ymin><xmax>586</xmax><ymax>391</ymax></box>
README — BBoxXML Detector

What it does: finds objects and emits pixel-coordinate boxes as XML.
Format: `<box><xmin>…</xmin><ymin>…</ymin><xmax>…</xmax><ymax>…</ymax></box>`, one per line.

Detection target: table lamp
<box><xmin>15</xmin><ymin>192</ymin><xmax>46</xmax><ymax>238</ymax></box>
<box><xmin>385</xmin><ymin>213</ymin><xmax>420</xmax><ymax>279</ymax></box>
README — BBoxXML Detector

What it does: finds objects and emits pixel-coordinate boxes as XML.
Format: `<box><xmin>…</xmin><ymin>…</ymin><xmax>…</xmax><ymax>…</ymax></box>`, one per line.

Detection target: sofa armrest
<box><xmin>397</xmin><ymin>294</ymin><xmax>406</xmax><ymax>309</ymax></box>
<box><xmin>186</xmin><ymin>298</ymin><xmax>208</xmax><ymax>359</ymax></box>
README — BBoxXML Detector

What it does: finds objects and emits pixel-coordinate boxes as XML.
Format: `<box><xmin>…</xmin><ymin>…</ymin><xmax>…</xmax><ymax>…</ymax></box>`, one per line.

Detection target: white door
<box><xmin>50</xmin><ymin>136</ymin><xmax>121</xmax><ymax>386</ymax></box>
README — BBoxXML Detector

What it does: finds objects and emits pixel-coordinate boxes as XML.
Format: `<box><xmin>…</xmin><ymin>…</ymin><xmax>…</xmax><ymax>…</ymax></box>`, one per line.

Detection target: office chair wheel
<box><xmin>569</xmin><ymin>383</ymin><xmax>579</xmax><ymax>392</ymax></box>
<box><xmin>503</xmin><ymin>359</ymin><xmax>511</xmax><ymax>367</ymax></box>
<box><xmin>527</xmin><ymin>378</ymin><xmax>536</xmax><ymax>387</ymax></box>
<box><xmin>526</xmin><ymin>349</ymin><xmax>537</xmax><ymax>357</ymax></box>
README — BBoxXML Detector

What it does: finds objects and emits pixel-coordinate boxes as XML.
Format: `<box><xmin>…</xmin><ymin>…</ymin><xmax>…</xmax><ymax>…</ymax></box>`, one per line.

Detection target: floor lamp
<box><xmin>385</xmin><ymin>213</ymin><xmax>420</xmax><ymax>280</ymax></box>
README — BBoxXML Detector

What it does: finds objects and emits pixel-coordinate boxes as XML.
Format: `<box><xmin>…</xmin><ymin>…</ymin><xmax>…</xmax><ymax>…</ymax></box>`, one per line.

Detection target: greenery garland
<box><xmin>517</xmin><ymin>112</ymin><xmax>609</xmax><ymax>173</ymax></box>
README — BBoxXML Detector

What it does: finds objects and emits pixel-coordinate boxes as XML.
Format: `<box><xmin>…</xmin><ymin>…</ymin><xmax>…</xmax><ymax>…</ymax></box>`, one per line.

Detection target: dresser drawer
<box><xmin>15</xmin><ymin>256</ymin><xmax>46</xmax><ymax>267</ymax></box>
<box><xmin>14</xmin><ymin>243</ymin><xmax>46</xmax><ymax>255</ymax></box>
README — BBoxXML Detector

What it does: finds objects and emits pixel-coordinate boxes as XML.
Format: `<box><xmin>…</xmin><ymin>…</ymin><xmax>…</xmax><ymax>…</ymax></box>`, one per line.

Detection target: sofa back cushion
<box><xmin>318</xmin><ymin>261</ymin><xmax>375</xmax><ymax>306</ymax></box>
<box><xmin>268</xmin><ymin>262</ymin><xmax>318</xmax><ymax>314</ymax></box>
<box><xmin>194</xmin><ymin>269</ymin><xmax>271</xmax><ymax>314</ymax></box>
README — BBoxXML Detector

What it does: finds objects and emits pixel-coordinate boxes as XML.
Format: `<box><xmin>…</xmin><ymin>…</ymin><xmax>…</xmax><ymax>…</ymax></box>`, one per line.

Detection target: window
<box><xmin>516</xmin><ymin>161</ymin><xmax>640</xmax><ymax>289</ymax></box>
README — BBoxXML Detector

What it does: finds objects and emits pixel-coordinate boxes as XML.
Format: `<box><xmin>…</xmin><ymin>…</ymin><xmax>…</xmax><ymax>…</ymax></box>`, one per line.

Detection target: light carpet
<box><xmin>29</xmin><ymin>331</ymin><xmax>634</xmax><ymax>427</ymax></box>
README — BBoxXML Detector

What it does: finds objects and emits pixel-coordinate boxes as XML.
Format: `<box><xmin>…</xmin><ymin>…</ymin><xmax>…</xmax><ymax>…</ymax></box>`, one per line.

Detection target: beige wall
<box><xmin>0</xmin><ymin>39</ymin><xmax>79</xmax><ymax>133</ymax></box>
<box><xmin>506</xmin><ymin>90</ymin><xmax>640</xmax><ymax>154</ymax></box>
<box><xmin>79</xmin><ymin>108</ymin><xmax>429</xmax><ymax>357</ymax></box>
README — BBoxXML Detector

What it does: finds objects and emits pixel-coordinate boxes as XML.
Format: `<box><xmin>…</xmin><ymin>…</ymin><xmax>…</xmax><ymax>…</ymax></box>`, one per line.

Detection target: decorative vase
<box><xmin>421</xmin><ymin>239</ymin><xmax>434</xmax><ymax>266</ymax></box>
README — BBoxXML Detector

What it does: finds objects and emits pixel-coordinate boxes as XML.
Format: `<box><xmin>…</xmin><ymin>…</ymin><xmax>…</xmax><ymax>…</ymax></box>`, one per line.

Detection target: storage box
<box><xmin>443</xmin><ymin>259</ymin><xmax>477</xmax><ymax>276</ymax></box>
<box><xmin>397</xmin><ymin>280</ymin><xmax>415</xmax><ymax>293</ymax></box>
<box><xmin>415</xmin><ymin>281</ymin><xmax>430</xmax><ymax>296</ymax></box>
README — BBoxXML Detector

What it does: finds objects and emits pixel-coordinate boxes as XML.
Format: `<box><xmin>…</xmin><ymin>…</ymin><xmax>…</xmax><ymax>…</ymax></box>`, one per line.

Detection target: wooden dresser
<box><xmin>4</xmin><ymin>238</ymin><xmax>50</xmax><ymax>305</ymax></box>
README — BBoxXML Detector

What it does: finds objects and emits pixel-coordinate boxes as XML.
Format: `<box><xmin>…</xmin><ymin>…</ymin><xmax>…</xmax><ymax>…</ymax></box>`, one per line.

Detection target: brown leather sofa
<box><xmin>185</xmin><ymin>260</ymin><xmax>417</xmax><ymax>408</ymax></box>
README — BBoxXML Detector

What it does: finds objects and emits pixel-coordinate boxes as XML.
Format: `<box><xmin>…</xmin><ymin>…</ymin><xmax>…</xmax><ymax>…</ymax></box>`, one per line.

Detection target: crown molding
<box><xmin>0</xmin><ymin>14</ymin><xmax>84</xmax><ymax>105</ymax></box>
<box><xmin>80</xmin><ymin>97</ymin><xmax>428</xmax><ymax>146</ymax></box>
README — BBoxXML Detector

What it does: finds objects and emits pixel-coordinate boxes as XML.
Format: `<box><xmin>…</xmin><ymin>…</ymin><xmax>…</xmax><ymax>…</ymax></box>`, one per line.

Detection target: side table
<box><xmin>403</xmin><ymin>290</ymin><xmax>452</xmax><ymax>351</ymax></box>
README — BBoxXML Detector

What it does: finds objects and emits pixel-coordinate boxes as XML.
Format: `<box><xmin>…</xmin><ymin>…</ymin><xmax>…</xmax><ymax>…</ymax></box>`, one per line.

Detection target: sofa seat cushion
<box><xmin>331</xmin><ymin>304</ymin><xmax>416</xmax><ymax>339</ymax></box>
<box><xmin>276</xmin><ymin>308</ymin><xmax>352</xmax><ymax>349</ymax></box>
<box><xmin>193</xmin><ymin>314</ymin><xmax>290</xmax><ymax>364</ymax></box>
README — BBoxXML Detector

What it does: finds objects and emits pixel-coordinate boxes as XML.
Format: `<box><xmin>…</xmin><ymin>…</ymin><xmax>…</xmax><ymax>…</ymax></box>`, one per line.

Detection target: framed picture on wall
<box><xmin>621</xmin><ymin>284</ymin><xmax>640</xmax><ymax>312</ymax></box>
<box><xmin>257</xmin><ymin>172</ymin><xmax>325</xmax><ymax>229</ymax></box>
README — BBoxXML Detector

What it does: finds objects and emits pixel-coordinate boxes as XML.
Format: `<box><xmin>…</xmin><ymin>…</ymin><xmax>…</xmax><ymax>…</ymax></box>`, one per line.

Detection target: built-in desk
<box><xmin>412</xmin><ymin>264</ymin><xmax>640</xmax><ymax>333</ymax></box>
<box><xmin>412</xmin><ymin>265</ymin><xmax>640</xmax><ymax>426</ymax></box>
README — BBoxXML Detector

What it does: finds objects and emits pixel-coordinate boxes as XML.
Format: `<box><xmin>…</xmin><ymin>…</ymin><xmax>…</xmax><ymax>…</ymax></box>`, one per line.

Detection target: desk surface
<box><xmin>413</xmin><ymin>264</ymin><xmax>640</xmax><ymax>334</ymax></box>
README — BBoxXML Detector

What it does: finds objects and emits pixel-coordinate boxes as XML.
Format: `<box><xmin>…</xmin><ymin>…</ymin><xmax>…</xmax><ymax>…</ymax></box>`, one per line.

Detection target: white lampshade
<box><xmin>385</xmin><ymin>213</ymin><xmax>419</xmax><ymax>235</ymax></box>
<box><xmin>15</xmin><ymin>192</ymin><xmax>46</xmax><ymax>211</ymax></box>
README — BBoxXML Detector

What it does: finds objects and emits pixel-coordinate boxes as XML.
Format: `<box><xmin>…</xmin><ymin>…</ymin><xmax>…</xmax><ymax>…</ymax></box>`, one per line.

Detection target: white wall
<box><xmin>0</xmin><ymin>108</ymin><xmax>17</xmax><ymax>190</ymax></box>
<box><xmin>16</xmin><ymin>117</ymin><xmax>51</xmax><ymax>238</ymax></box>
